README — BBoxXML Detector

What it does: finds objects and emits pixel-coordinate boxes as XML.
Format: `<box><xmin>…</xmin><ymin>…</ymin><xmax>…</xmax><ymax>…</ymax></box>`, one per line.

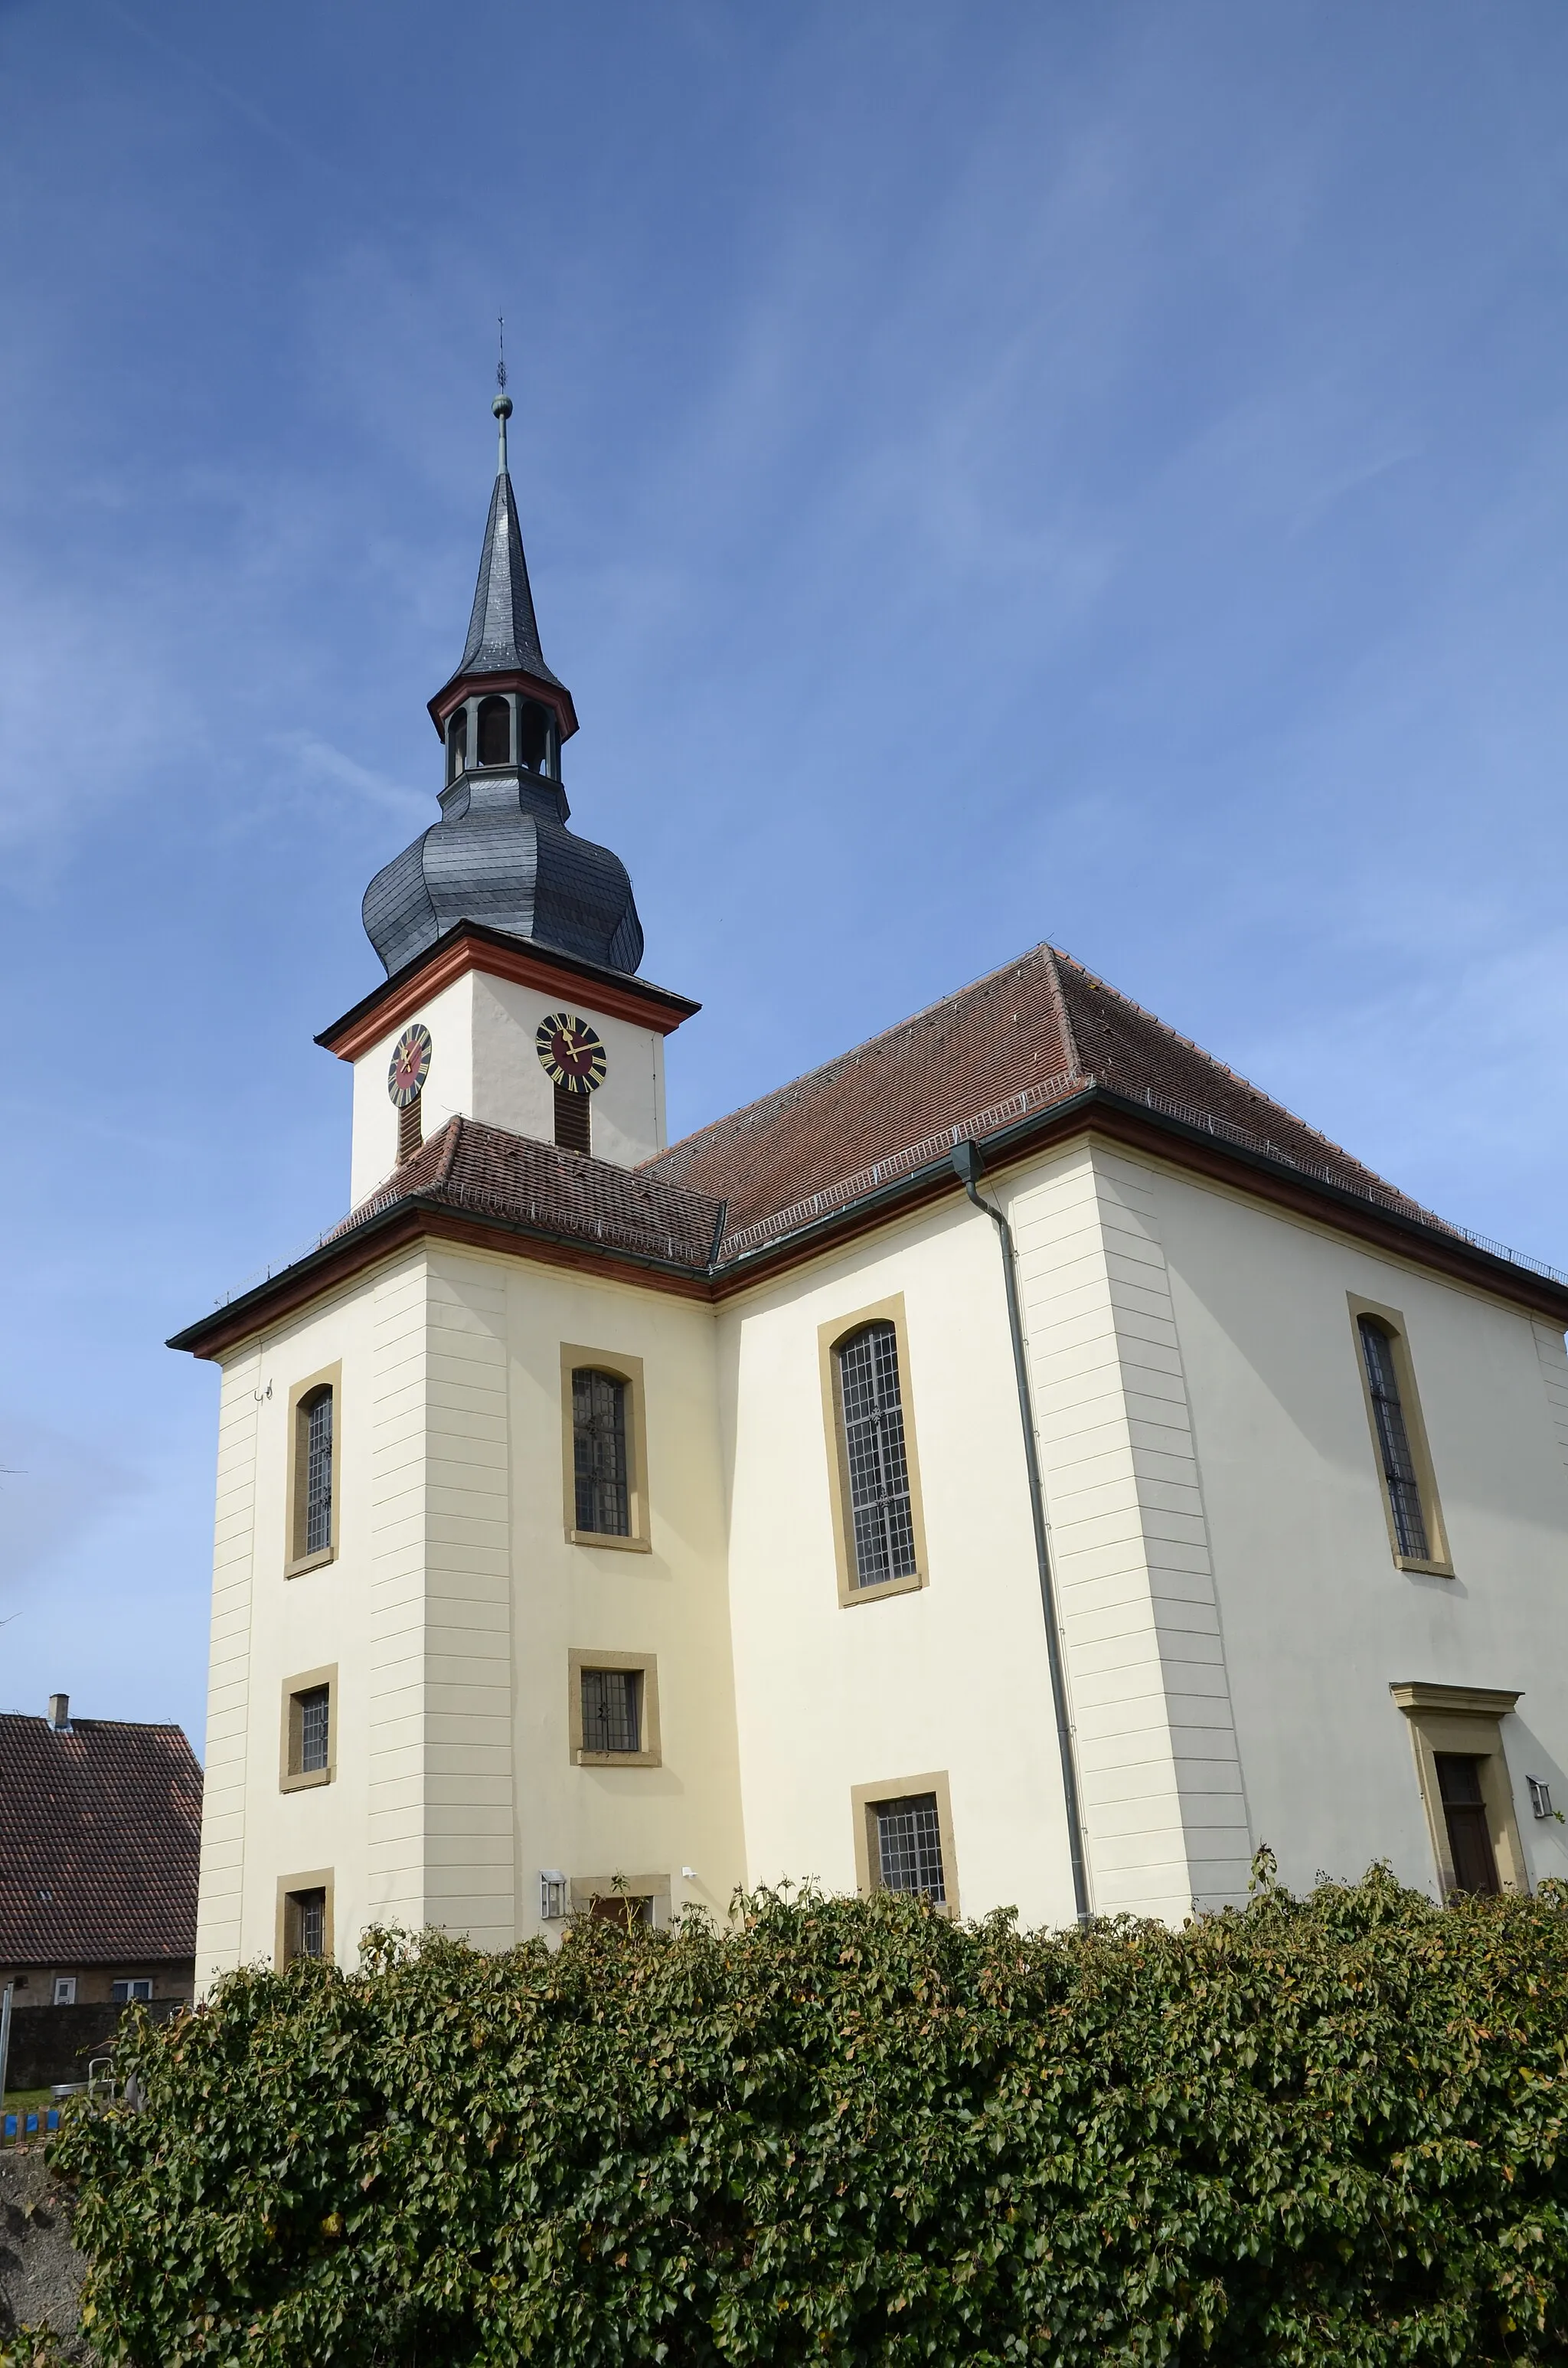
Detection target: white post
<box><xmin>0</xmin><ymin>1980</ymin><xmax>13</xmax><ymax>2113</ymax></box>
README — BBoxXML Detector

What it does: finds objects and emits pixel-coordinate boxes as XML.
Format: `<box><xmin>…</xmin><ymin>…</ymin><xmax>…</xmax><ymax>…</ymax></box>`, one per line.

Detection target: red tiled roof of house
<box><xmin>644</xmin><ymin>942</ymin><xmax>1428</xmax><ymax>1241</ymax></box>
<box><xmin>0</xmin><ymin>1715</ymin><xmax>202</xmax><ymax>1966</ymax></box>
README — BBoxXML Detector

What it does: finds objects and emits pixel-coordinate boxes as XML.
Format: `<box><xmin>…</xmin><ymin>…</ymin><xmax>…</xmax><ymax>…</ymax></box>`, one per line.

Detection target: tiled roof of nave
<box><xmin>643</xmin><ymin>943</ymin><xmax>1426</xmax><ymax>1237</ymax></box>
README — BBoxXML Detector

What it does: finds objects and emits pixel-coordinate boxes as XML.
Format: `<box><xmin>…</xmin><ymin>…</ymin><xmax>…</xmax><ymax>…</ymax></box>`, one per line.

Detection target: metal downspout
<box><xmin>951</xmin><ymin>1140</ymin><xmax>1091</xmax><ymax>1926</ymax></box>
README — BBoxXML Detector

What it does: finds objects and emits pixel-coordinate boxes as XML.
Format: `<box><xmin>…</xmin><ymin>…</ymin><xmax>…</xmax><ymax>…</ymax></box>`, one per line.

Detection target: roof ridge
<box><xmin>1050</xmin><ymin>944</ymin><xmax>1396</xmax><ymax>1189</ymax></box>
<box><xmin>1040</xmin><ymin>944</ymin><xmax>1083</xmax><ymax>1081</ymax></box>
<box><xmin>647</xmin><ymin>941</ymin><xmax>1064</xmax><ymax>1167</ymax></box>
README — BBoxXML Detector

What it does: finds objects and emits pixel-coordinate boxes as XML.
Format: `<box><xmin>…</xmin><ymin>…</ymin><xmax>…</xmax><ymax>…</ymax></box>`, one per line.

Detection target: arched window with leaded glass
<box><xmin>834</xmin><ymin>1319</ymin><xmax>918</xmax><ymax>1590</ymax></box>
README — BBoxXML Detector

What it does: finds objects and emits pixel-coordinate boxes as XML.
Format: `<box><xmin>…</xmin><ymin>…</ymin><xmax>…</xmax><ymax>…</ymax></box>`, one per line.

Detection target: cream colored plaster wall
<box><xmin>348</xmin><ymin>969</ymin><xmax>667</xmax><ymax>1204</ymax></box>
<box><xmin>1002</xmin><ymin>1143</ymin><xmax>1253</xmax><ymax>1921</ymax></box>
<box><xmin>720</xmin><ymin>1195</ymin><xmax>1082</xmax><ymax>1931</ymax></box>
<box><xmin>1148</xmin><ymin>1162</ymin><xmax>1568</xmax><ymax>1899</ymax></box>
<box><xmin>495</xmin><ymin>1254</ymin><xmax>744</xmax><ymax>1933</ymax></box>
<box><xmin>194</xmin><ymin>1345</ymin><xmax>263</xmax><ymax>1989</ymax></box>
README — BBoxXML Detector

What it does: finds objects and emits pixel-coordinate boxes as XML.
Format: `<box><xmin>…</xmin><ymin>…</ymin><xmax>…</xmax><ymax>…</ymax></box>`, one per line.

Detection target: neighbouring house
<box><xmin>0</xmin><ymin>1696</ymin><xmax>201</xmax><ymax>2056</ymax></box>
<box><xmin>173</xmin><ymin>395</ymin><xmax>1568</xmax><ymax>1981</ymax></box>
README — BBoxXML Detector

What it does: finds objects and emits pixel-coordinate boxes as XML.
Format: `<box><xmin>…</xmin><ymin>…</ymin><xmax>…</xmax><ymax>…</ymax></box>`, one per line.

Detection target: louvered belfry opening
<box><xmin>398</xmin><ymin>1097</ymin><xmax>423</xmax><ymax>1163</ymax></box>
<box><xmin>554</xmin><ymin>1081</ymin><xmax>592</xmax><ymax>1153</ymax></box>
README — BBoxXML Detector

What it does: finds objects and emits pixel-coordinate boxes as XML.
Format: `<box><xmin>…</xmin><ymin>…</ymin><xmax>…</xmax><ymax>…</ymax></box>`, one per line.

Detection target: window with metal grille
<box><xmin>1357</xmin><ymin>1318</ymin><xmax>1429</xmax><ymax>1559</ymax></box>
<box><xmin>302</xmin><ymin>1388</ymin><xmax>333</xmax><ymax>1556</ymax></box>
<box><xmin>580</xmin><ymin>1666</ymin><xmax>642</xmax><ymax>1756</ymax></box>
<box><xmin>874</xmin><ymin>1794</ymin><xmax>946</xmax><ymax>1903</ymax></box>
<box><xmin>296</xmin><ymin>1686</ymin><xmax>330</xmax><ymax>1774</ymax></box>
<box><xmin>1434</xmin><ymin>1753</ymin><xmax>1500</xmax><ymax>1895</ymax></box>
<box><xmin>555</xmin><ymin>1080</ymin><xmax>592</xmax><ymax>1153</ymax></box>
<box><xmin>573</xmin><ymin>1368</ymin><xmax>629</xmax><ymax>1535</ymax></box>
<box><xmin>836</xmin><ymin>1322</ymin><xmax>917</xmax><ymax>1587</ymax></box>
<box><xmin>288</xmin><ymin>1888</ymin><xmax>327</xmax><ymax>1961</ymax></box>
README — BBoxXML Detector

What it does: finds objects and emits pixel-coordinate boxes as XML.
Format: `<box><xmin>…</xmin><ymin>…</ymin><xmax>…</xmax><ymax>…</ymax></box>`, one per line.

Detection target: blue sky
<box><xmin>4</xmin><ymin>1</ymin><xmax>1568</xmax><ymax>1749</ymax></box>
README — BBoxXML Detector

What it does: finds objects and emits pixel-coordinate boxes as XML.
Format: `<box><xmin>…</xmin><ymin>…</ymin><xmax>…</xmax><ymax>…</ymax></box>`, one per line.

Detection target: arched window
<box><xmin>301</xmin><ymin>1386</ymin><xmax>334</xmax><ymax>1557</ymax></box>
<box><xmin>573</xmin><ymin>1367</ymin><xmax>629</xmax><ymax>1536</ymax></box>
<box><xmin>1357</xmin><ymin>1316</ymin><xmax>1429</xmax><ymax>1561</ymax></box>
<box><xmin>446</xmin><ymin>706</ymin><xmax>467</xmax><ymax>782</ymax></box>
<box><xmin>476</xmin><ymin>694</ymin><xmax>511</xmax><ymax>767</ymax></box>
<box><xmin>516</xmin><ymin>698</ymin><xmax>550</xmax><ymax>774</ymax></box>
<box><xmin>835</xmin><ymin>1320</ymin><xmax>916</xmax><ymax>1588</ymax></box>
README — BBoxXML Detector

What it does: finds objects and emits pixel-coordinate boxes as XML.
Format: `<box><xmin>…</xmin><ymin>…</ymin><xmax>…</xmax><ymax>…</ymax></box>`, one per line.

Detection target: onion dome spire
<box><xmin>361</xmin><ymin>379</ymin><xmax>642</xmax><ymax>981</ymax></box>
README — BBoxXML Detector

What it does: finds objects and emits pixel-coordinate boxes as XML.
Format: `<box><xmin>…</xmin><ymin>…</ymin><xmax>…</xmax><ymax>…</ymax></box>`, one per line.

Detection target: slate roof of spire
<box><xmin>445</xmin><ymin>466</ymin><xmax>565</xmax><ymax>692</ymax></box>
<box><xmin>0</xmin><ymin>1715</ymin><xmax>201</xmax><ymax>1965</ymax></box>
<box><xmin>644</xmin><ymin>942</ymin><xmax>1441</xmax><ymax>1248</ymax></box>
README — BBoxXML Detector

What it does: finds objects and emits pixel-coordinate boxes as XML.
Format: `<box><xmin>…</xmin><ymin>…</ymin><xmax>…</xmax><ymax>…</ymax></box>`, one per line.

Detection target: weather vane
<box><xmin>496</xmin><ymin>313</ymin><xmax>507</xmax><ymax>395</ymax></box>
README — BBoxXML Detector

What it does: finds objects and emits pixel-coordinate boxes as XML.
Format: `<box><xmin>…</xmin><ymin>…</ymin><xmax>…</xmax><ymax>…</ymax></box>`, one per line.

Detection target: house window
<box><xmin>835</xmin><ymin>1319</ymin><xmax>918</xmax><ymax>1589</ymax></box>
<box><xmin>573</xmin><ymin>1369</ymin><xmax>629</xmax><ymax>1536</ymax></box>
<box><xmin>568</xmin><ymin>1650</ymin><xmax>661</xmax><ymax>1765</ymax></box>
<box><xmin>581</xmin><ymin>1666</ymin><xmax>641</xmax><ymax>1755</ymax></box>
<box><xmin>554</xmin><ymin>1079</ymin><xmax>593</xmax><ymax>1153</ymax></box>
<box><xmin>279</xmin><ymin>1667</ymin><xmax>337</xmax><ymax>1791</ymax></box>
<box><xmin>1357</xmin><ymin>1319</ymin><xmax>1428</xmax><ymax>1558</ymax></box>
<box><xmin>1433</xmin><ymin>1754</ymin><xmax>1500</xmax><ymax>1895</ymax></box>
<box><xmin>874</xmin><ymin>1794</ymin><xmax>946</xmax><ymax>1902</ymax></box>
<box><xmin>52</xmin><ymin>1976</ymin><xmax>76</xmax><ymax>2006</ymax></box>
<box><xmin>1351</xmin><ymin>1301</ymin><xmax>1448</xmax><ymax>1572</ymax></box>
<box><xmin>110</xmin><ymin>1978</ymin><xmax>152</xmax><ymax>2003</ymax></box>
<box><xmin>477</xmin><ymin>694</ymin><xmax>511</xmax><ymax>767</ymax></box>
<box><xmin>277</xmin><ymin>1875</ymin><xmax>333</xmax><ymax>1966</ymax></box>
<box><xmin>286</xmin><ymin>1367</ymin><xmax>341</xmax><ymax>1573</ymax></box>
<box><xmin>851</xmin><ymin>1772</ymin><xmax>959</xmax><ymax>1915</ymax></box>
<box><xmin>1391</xmin><ymin>1683</ymin><xmax>1527</xmax><ymax>1899</ymax></box>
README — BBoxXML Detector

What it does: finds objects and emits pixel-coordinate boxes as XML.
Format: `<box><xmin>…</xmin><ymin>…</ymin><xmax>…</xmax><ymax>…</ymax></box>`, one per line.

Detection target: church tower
<box><xmin>328</xmin><ymin>391</ymin><xmax>697</xmax><ymax>1204</ymax></box>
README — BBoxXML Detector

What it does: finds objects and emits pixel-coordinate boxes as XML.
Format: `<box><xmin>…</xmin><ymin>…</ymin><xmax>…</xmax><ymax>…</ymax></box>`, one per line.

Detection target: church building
<box><xmin>174</xmin><ymin>394</ymin><xmax>1568</xmax><ymax>1980</ymax></box>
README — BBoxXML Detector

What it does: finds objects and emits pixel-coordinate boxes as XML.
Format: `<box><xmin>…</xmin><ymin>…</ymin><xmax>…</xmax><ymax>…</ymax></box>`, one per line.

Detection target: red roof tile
<box><xmin>0</xmin><ymin>1715</ymin><xmax>201</xmax><ymax>1967</ymax></box>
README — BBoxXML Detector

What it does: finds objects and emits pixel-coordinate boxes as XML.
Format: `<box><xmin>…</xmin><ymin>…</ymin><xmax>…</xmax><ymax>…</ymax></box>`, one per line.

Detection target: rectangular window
<box><xmin>581</xmin><ymin>1666</ymin><xmax>641</xmax><ymax>1755</ymax></box>
<box><xmin>819</xmin><ymin>1297</ymin><xmax>930</xmax><ymax>1608</ymax></box>
<box><xmin>52</xmin><ymin>1976</ymin><xmax>76</xmax><ymax>2006</ymax></box>
<box><xmin>570</xmin><ymin>1874</ymin><xmax>671</xmax><ymax>1927</ymax></box>
<box><xmin>279</xmin><ymin>1666</ymin><xmax>337</xmax><ymax>1791</ymax></box>
<box><xmin>567</xmin><ymin>1650</ymin><xmax>661</xmax><ymax>1766</ymax></box>
<box><xmin>1391</xmin><ymin>1683</ymin><xmax>1527</xmax><ymax>1899</ymax></box>
<box><xmin>573</xmin><ymin>1368</ymin><xmax>629</xmax><ymax>1536</ymax></box>
<box><xmin>276</xmin><ymin>1872</ymin><xmax>334</xmax><ymax>1966</ymax></box>
<box><xmin>874</xmin><ymin>1794</ymin><xmax>946</xmax><ymax>1902</ymax></box>
<box><xmin>1350</xmin><ymin>1300</ymin><xmax>1449</xmax><ymax>1573</ymax></box>
<box><xmin>110</xmin><ymin>1978</ymin><xmax>153</xmax><ymax>2003</ymax></box>
<box><xmin>286</xmin><ymin>1364</ymin><xmax>341</xmax><ymax>1573</ymax></box>
<box><xmin>560</xmin><ymin>1346</ymin><xmax>650</xmax><ymax>1550</ymax></box>
<box><xmin>851</xmin><ymin>1771</ymin><xmax>959</xmax><ymax>1916</ymax></box>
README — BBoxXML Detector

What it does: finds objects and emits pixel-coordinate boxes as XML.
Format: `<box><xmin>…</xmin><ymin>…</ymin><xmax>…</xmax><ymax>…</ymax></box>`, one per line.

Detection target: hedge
<box><xmin>38</xmin><ymin>1863</ymin><xmax>1568</xmax><ymax>2366</ymax></box>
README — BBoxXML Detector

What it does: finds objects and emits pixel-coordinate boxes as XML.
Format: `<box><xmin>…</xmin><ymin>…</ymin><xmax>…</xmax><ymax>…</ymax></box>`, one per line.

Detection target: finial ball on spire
<box><xmin>493</xmin><ymin>393</ymin><xmax>513</xmax><ymax>420</ymax></box>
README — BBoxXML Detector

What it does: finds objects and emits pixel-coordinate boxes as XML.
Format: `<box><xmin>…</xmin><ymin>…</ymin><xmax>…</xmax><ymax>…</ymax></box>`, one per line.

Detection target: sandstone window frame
<box><xmin>849</xmin><ymin>1769</ymin><xmax>959</xmax><ymax>1918</ymax></box>
<box><xmin>1348</xmin><ymin>1297</ymin><xmax>1452</xmax><ymax>1578</ymax></box>
<box><xmin>818</xmin><ymin>1294</ymin><xmax>930</xmax><ymax>1608</ymax></box>
<box><xmin>1390</xmin><ymin>1683</ymin><xmax>1528</xmax><ymax>1896</ymax></box>
<box><xmin>567</xmin><ymin>1648</ymin><xmax>662</xmax><ymax>1768</ymax></box>
<box><xmin>275</xmin><ymin>1869</ymin><xmax>335</xmax><ymax>1967</ymax></box>
<box><xmin>285</xmin><ymin>1362</ymin><xmax>341</xmax><ymax>1578</ymax></box>
<box><xmin>560</xmin><ymin>1344</ymin><xmax>652</xmax><ymax>1552</ymax></box>
<box><xmin>279</xmin><ymin>1663</ymin><xmax>338</xmax><ymax>1793</ymax></box>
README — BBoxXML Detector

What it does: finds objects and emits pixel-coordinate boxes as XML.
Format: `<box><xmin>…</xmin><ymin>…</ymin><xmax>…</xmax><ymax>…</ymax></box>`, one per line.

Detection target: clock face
<box><xmin>387</xmin><ymin>1023</ymin><xmax>433</xmax><ymax>1108</ymax></box>
<box><xmin>535</xmin><ymin>1009</ymin><xmax>607</xmax><ymax>1095</ymax></box>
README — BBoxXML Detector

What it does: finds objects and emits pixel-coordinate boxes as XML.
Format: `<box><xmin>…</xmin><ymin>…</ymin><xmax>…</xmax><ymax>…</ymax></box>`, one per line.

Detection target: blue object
<box><xmin>24</xmin><ymin>2112</ymin><xmax>38</xmax><ymax>2134</ymax></box>
<box><xmin>46</xmin><ymin>2108</ymin><xmax>59</xmax><ymax>2131</ymax></box>
<box><xmin>2</xmin><ymin>2115</ymin><xmax>15</xmax><ymax>2140</ymax></box>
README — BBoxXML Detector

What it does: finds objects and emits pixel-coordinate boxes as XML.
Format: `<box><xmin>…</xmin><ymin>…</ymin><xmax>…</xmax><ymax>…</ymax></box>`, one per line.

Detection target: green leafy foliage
<box><xmin>46</xmin><ymin>1868</ymin><xmax>1568</xmax><ymax>2365</ymax></box>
